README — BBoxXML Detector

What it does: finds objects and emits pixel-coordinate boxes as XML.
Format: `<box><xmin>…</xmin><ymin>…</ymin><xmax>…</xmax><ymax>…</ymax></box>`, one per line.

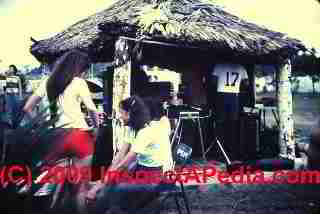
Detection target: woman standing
<box><xmin>23</xmin><ymin>50</ymin><xmax>102</xmax><ymax>164</ymax></box>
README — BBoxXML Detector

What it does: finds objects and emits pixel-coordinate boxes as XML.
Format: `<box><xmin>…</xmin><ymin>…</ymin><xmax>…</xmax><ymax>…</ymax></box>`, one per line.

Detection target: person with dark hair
<box><xmin>143</xmin><ymin>97</ymin><xmax>173</xmax><ymax>171</ymax></box>
<box><xmin>5</xmin><ymin>64</ymin><xmax>26</xmax><ymax>125</ymax></box>
<box><xmin>111</xmin><ymin>95</ymin><xmax>172</xmax><ymax>173</ymax></box>
<box><xmin>143</xmin><ymin>98</ymin><xmax>165</xmax><ymax>120</ymax></box>
<box><xmin>110</xmin><ymin>95</ymin><xmax>150</xmax><ymax>168</ymax></box>
<box><xmin>118</xmin><ymin>95</ymin><xmax>151</xmax><ymax>133</ymax></box>
<box><xmin>8</xmin><ymin>64</ymin><xmax>18</xmax><ymax>74</ymax></box>
<box><xmin>8</xmin><ymin>65</ymin><xmax>29</xmax><ymax>92</ymax></box>
<box><xmin>111</xmin><ymin>97</ymin><xmax>172</xmax><ymax>172</ymax></box>
<box><xmin>86</xmin><ymin>95</ymin><xmax>173</xmax><ymax>213</ymax></box>
<box><xmin>22</xmin><ymin>50</ymin><xmax>103</xmax><ymax>164</ymax></box>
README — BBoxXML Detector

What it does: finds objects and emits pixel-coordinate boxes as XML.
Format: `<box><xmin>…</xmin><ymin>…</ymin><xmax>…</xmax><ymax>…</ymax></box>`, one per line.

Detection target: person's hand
<box><xmin>103</xmin><ymin>165</ymin><xmax>120</xmax><ymax>184</ymax></box>
<box><xmin>86</xmin><ymin>181</ymin><xmax>105</xmax><ymax>201</ymax></box>
<box><xmin>93</xmin><ymin>111</ymin><xmax>107</xmax><ymax>127</ymax></box>
<box><xmin>98</xmin><ymin>112</ymin><xmax>107</xmax><ymax>125</ymax></box>
<box><xmin>85</xmin><ymin>116</ymin><xmax>94</xmax><ymax>127</ymax></box>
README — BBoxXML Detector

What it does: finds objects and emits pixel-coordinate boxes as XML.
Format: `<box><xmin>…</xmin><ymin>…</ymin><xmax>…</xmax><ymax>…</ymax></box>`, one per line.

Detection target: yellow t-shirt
<box><xmin>130</xmin><ymin>118</ymin><xmax>173</xmax><ymax>171</ymax></box>
<box><xmin>35</xmin><ymin>77</ymin><xmax>97</xmax><ymax>129</ymax></box>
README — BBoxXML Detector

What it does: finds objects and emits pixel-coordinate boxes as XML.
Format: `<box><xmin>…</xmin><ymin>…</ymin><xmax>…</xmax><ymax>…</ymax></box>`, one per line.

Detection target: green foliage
<box><xmin>293</xmin><ymin>53</ymin><xmax>320</xmax><ymax>76</ymax></box>
<box><xmin>290</xmin><ymin>76</ymin><xmax>300</xmax><ymax>94</ymax></box>
<box><xmin>311</xmin><ymin>75</ymin><xmax>320</xmax><ymax>83</ymax></box>
<box><xmin>5</xmin><ymin>105</ymin><xmax>69</xmax><ymax>167</ymax></box>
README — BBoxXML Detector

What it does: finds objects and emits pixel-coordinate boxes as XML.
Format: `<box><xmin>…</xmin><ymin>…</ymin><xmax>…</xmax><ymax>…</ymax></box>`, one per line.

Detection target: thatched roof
<box><xmin>30</xmin><ymin>0</ymin><xmax>307</xmax><ymax>64</ymax></box>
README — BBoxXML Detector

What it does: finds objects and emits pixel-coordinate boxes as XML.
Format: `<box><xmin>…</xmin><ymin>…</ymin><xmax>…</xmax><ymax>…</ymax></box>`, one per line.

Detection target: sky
<box><xmin>0</xmin><ymin>0</ymin><xmax>116</xmax><ymax>70</ymax></box>
<box><xmin>0</xmin><ymin>0</ymin><xmax>319</xmax><ymax>71</ymax></box>
<box><xmin>220</xmin><ymin>0</ymin><xmax>320</xmax><ymax>50</ymax></box>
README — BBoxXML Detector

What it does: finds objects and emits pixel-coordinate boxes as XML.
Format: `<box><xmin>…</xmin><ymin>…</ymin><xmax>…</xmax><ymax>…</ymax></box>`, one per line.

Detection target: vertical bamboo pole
<box><xmin>277</xmin><ymin>59</ymin><xmax>295</xmax><ymax>159</ymax></box>
<box><xmin>112</xmin><ymin>37</ymin><xmax>132</xmax><ymax>155</ymax></box>
<box><xmin>112</xmin><ymin>37</ymin><xmax>132</xmax><ymax>118</ymax></box>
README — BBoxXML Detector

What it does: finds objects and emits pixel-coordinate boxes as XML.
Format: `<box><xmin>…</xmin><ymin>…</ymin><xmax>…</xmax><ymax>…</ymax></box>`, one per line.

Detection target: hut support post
<box><xmin>112</xmin><ymin>37</ymin><xmax>132</xmax><ymax>117</ymax></box>
<box><xmin>112</xmin><ymin>38</ymin><xmax>132</xmax><ymax>154</ymax></box>
<box><xmin>277</xmin><ymin>59</ymin><xmax>295</xmax><ymax>159</ymax></box>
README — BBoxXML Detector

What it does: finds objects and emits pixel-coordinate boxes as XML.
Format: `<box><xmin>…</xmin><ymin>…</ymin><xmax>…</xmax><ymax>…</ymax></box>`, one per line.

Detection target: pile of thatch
<box><xmin>30</xmin><ymin>0</ymin><xmax>306</xmax><ymax>63</ymax></box>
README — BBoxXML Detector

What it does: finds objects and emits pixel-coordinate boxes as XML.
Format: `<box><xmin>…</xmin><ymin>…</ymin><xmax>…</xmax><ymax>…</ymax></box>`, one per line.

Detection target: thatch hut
<box><xmin>30</xmin><ymin>0</ymin><xmax>310</xmax><ymax>160</ymax></box>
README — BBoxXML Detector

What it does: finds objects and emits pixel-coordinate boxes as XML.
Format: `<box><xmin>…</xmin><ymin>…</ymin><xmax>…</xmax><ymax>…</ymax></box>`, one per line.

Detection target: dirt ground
<box><xmin>159</xmin><ymin>184</ymin><xmax>320</xmax><ymax>214</ymax></box>
<box><xmin>157</xmin><ymin>93</ymin><xmax>320</xmax><ymax>214</ymax></box>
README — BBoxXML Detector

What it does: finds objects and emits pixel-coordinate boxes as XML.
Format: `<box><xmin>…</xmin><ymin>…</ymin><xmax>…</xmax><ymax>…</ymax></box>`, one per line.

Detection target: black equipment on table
<box><xmin>166</xmin><ymin>104</ymin><xmax>210</xmax><ymax>160</ymax></box>
<box><xmin>166</xmin><ymin>104</ymin><xmax>235</xmax><ymax>166</ymax></box>
<box><xmin>165</xmin><ymin>104</ymin><xmax>210</xmax><ymax>119</ymax></box>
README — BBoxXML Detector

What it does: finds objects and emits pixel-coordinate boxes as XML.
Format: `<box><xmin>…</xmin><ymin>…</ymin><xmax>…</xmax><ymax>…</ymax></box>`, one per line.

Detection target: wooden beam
<box><xmin>277</xmin><ymin>59</ymin><xmax>295</xmax><ymax>159</ymax></box>
<box><xmin>119</xmin><ymin>36</ymin><xmax>206</xmax><ymax>51</ymax></box>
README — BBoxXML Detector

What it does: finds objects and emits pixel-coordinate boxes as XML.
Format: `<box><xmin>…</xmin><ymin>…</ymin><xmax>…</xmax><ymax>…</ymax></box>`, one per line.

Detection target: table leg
<box><xmin>272</xmin><ymin>109</ymin><xmax>280</xmax><ymax>128</ymax></box>
<box><xmin>197</xmin><ymin>118</ymin><xmax>206</xmax><ymax>161</ymax></box>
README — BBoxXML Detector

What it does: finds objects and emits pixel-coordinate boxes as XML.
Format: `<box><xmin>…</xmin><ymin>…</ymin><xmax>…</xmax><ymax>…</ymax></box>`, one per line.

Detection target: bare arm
<box><xmin>86</xmin><ymin>146</ymin><xmax>136</xmax><ymax>199</ymax></box>
<box><xmin>22</xmin><ymin>76</ymin><xmax>47</xmax><ymax>120</ymax></box>
<box><xmin>79</xmin><ymin>79</ymin><xmax>102</xmax><ymax>127</ymax></box>
<box><xmin>112</xmin><ymin>142</ymin><xmax>131</xmax><ymax>167</ymax></box>
<box><xmin>23</xmin><ymin>94</ymin><xmax>42</xmax><ymax>120</ymax></box>
<box><xmin>109</xmin><ymin>150</ymin><xmax>137</xmax><ymax>171</ymax></box>
<box><xmin>86</xmin><ymin>150</ymin><xmax>137</xmax><ymax>199</ymax></box>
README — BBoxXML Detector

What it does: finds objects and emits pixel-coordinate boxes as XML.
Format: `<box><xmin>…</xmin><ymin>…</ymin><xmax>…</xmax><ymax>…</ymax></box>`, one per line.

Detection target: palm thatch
<box><xmin>30</xmin><ymin>0</ymin><xmax>306</xmax><ymax>64</ymax></box>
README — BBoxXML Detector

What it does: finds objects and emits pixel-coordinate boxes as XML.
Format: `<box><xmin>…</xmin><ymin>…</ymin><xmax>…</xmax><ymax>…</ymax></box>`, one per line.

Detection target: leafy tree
<box><xmin>292</xmin><ymin>49</ymin><xmax>320</xmax><ymax>77</ymax></box>
<box><xmin>290</xmin><ymin>76</ymin><xmax>300</xmax><ymax>95</ymax></box>
<box><xmin>312</xmin><ymin>75</ymin><xmax>320</xmax><ymax>95</ymax></box>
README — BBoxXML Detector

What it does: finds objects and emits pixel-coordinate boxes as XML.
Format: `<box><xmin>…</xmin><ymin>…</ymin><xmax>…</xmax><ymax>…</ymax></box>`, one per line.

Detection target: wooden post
<box><xmin>112</xmin><ymin>37</ymin><xmax>132</xmax><ymax>118</ymax></box>
<box><xmin>277</xmin><ymin>59</ymin><xmax>295</xmax><ymax>159</ymax></box>
<box><xmin>112</xmin><ymin>37</ymin><xmax>132</xmax><ymax>155</ymax></box>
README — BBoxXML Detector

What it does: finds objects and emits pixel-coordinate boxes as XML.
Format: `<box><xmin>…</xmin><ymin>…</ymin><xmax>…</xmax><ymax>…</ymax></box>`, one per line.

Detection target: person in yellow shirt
<box><xmin>87</xmin><ymin>96</ymin><xmax>173</xmax><ymax>213</ymax></box>
<box><xmin>23</xmin><ymin>50</ymin><xmax>103</xmax><ymax>164</ymax></box>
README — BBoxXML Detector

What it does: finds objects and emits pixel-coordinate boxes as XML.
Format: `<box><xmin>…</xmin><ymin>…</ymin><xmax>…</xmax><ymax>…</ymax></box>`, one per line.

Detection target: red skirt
<box><xmin>44</xmin><ymin>129</ymin><xmax>94</xmax><ymax>162</ymax></box>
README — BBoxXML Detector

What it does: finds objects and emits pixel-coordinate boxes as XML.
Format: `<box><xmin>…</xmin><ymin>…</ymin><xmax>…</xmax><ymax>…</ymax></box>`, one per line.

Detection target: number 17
<box><xmin>225</xmin><ymin>72</ymin><xmax>239</xmax><ymax>86</ymax></box>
